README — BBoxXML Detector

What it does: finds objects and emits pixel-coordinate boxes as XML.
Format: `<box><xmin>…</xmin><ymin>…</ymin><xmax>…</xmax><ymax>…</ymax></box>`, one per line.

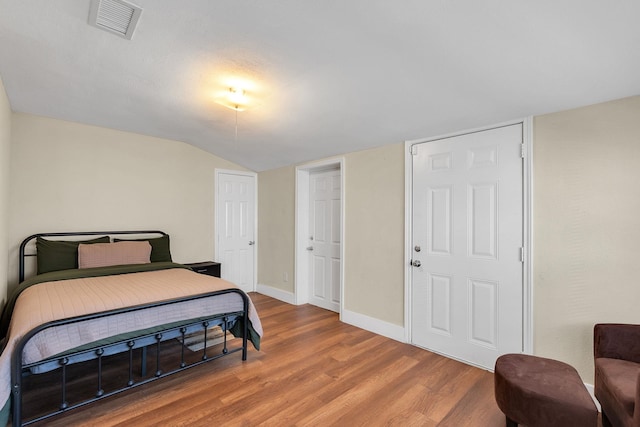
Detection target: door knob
<box><xmin>306</xmin><ymin>246</ymin><xmax>314</xmax><ymax>251</ymax></box>
<box><xmin>411</xmin><ymin>259</ymin><xmax>421</xmax><ymax>267</ymax></box>
<box><xmin>248</xmin><ymin>241</ymin><xmax>255</xmax><ymax>245</ymax></box>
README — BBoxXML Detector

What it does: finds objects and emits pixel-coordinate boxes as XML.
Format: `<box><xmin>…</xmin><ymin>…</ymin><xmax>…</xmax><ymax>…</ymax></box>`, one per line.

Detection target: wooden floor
<box><xmin>24</xmin><ymin>293</ymin><xmax>507</xmax><ymax>426</ymax></box>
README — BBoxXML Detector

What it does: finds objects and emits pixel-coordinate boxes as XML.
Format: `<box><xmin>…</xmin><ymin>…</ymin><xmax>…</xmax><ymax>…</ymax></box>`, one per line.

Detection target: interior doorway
<box><xmin>215</xmin><ymin>169</ymin><xmax>257</xmax><ymax>293</ymax></box>
<box><xmin>406</xmin><ymin>120</ymin><xmax>532</xmax><ymax>370</ymax></box>
<box><xmin>295</xmin><ymin>158</ymin><xmax>345</xmax><ymax>314</ymax></box>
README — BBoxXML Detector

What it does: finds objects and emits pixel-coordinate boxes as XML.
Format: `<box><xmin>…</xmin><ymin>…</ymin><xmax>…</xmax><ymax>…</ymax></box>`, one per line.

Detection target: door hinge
<box><xmin>411</xmin><ymin>145</ymin><xmax>418</xmax><ymax>156</ymax></box>
<box><xmin>520</xmin><ymin>143</ymin><xmax>526</xmax><ymax>159</ymax></box>
<box><xmin>519</xmin><ymin>247</ymin><xmax>525</xmax><ymax>262</ymax></box>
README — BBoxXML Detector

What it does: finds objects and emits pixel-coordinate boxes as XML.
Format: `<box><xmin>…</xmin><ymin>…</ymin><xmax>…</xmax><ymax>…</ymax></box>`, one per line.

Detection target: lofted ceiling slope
<box><xmin>1</xmin><ymin>0</ymin><xmax>639</xmax><ymax>171</ymax></box>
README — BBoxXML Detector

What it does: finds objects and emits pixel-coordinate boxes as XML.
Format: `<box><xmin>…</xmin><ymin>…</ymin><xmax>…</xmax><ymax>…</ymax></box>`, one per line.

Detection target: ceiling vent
<box><xmin>88</xmin><ymin>0</ymin><xmax>142</xmax><ymax>40</ymax></box>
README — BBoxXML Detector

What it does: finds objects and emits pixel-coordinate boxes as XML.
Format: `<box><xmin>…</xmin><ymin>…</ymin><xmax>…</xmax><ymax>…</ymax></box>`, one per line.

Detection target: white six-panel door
<box><xmin>308</xmin><ymin>168</ymin><xmax>341</xmax><ymax>312</ymax></box>
<box><xmin>216</xmin><ymin>171</ymin><xmax>256</xmax><ymax>293</ymax></box>
<box><xmin>410</xmin><ymin>124</ymin><xmax>523</xmax><ymax>369</ymax></box>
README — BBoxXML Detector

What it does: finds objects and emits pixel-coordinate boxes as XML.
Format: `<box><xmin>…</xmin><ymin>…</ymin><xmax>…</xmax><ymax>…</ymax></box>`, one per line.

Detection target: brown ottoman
<box><xmin>494</xmin><ymin>354</ymin><xmax>598</xmax><ymax>427</ymax></box>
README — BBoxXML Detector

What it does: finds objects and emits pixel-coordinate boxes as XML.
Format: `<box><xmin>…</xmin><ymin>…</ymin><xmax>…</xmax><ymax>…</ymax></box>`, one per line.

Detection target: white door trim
<box><xmin>295</xmin><ymin>158</ymin><xmax>345</xmax><ymax>316</ymax></box>
<box><xmin>403</xmin><ymin>118</ymin><xmax>533</xmax><ymax>355</ymax></box>
<box><xmin>214</xmin><ymin>168</ymin><xmax>258</xmax><ymax>292</ymax></box>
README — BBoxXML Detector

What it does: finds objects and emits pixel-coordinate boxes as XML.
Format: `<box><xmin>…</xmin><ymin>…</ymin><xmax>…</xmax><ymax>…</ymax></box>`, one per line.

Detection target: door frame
<box><xmin>294</xmin><ymin>157</ymin><xmax>345</xmax><ymax>315</ymax></box>
<box><xmin>214</xmin><ymin>168</ymin><xmax>258</xmax><ymax>292</ymax></box>
<box><xmin>404</xmin><ymin>118</ymin><xmax>533</xmax><ymax>356</ymax></box>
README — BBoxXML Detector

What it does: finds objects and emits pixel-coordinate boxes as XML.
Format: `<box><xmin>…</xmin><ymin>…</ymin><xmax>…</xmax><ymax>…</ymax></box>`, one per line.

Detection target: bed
<box><xmin>0</xmin><ymin>231</ymin><xmax>263</xmax><ymax>426</ymax></box>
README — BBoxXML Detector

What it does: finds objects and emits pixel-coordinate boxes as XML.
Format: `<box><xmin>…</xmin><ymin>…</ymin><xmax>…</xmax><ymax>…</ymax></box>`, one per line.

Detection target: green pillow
<box><xmin>36</xmin><ymin>236</ymin><xmax>110</xmax><ymax>274</ymax></box>
<box><xmin>114</xmin><ymin>235</ymin><xmax>172</xmax><ymax>263</ymax></box>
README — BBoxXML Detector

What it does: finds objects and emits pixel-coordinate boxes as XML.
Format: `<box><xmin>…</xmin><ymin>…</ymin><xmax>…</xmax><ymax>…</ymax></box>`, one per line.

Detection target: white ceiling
<box><xmin>1</xmin><ymin>1</ymin><xmax>639</xmax><ymax>171</ymax></box>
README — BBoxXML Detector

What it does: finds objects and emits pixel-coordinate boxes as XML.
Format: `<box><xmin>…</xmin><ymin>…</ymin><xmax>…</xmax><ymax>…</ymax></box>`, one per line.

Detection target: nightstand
<box><xmin>185</xmin><ymin>261</ymin><xmax>221</xmax><ymax>278</ymax></box>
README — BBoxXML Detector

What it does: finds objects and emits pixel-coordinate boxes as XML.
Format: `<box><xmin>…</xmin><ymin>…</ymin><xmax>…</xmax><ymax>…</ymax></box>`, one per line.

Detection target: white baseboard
<box><xmin>254</xmin><ymin>287</ymin><xmax>406</xmax><ymax>342</ymax></box>
<box><xmin>341</xmin><ymin>308</ymin><xmax>406</xmax><ymax>343</ymax></box>
<box><xmin>256</xmin><ymin>283</ymin><xmax>296</xmax><ymax>305</ymax></box>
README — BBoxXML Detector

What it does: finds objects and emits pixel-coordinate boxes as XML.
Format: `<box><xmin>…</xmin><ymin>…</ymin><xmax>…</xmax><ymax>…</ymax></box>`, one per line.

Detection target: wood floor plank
<box><xmin>438</xmin><ymin>370</ymin><xmax>505</xmax><ymax>427</ymax></box>
<box><xmin>21</xmin><ymin>293</ymin><xmax>508</xmax><ymax>426</ymax></box>
<box><xmin>296</xmin><ymin>355</ymin><xmax>422</xmax><ymax>426</ymax></box>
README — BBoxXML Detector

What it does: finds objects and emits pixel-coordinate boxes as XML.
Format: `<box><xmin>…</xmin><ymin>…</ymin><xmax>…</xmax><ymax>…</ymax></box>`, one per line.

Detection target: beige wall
<box><xmin>8</xmin><ymin>113</ymin><xmax>247</xmax><ymax>289</ymax></box>
<box><xmin>0</xmin><ymin>77</ymin><xmax>11</xmax><ymax>301</ymax></box>
<box><xmin>343</xmin><ymin>144</ymin><xmax>405</xmax><ymax>325</ymax></box>
<box><xmin>257</xmin><ymin>143</ymin><xmax>406</xmax><ymax>325</ymax></box>
<box><xmin>533</xmin><ymin>95</ymin><xmax>640</xmax><ymax>383</ymax></box>
<box><xmin>257</xmin><ymin>165</ymin><xmax>296</xmax><ymax>293</ymax></box>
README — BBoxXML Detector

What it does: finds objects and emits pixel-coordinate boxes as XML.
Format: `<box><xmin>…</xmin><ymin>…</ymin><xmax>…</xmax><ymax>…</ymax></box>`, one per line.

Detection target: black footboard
<box><xmin>11</xmin><ymin>288</ymin><xmax>249</xmax><ymax>426</ymax></box>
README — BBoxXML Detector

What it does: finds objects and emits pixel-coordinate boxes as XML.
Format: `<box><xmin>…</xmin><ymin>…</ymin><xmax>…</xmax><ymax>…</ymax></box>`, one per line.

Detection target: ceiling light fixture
<box><xmin>212</xmin><ymin>78</ymin><xmax>260</xmax><ymax>141</ymax></box>
<box><xmin>214</xmin><ymin>86</ymin><xmax>250</xmax><ymax>141</ymax></box>
<box><xmin>228</xmin><ymin>87</ymin><xmax>246</xmax><ymax>110</ymax></box>
<box><xmin>215</xmin><ymin>86</ymin><xmax>249</xmax><ymax>112</ymax></box>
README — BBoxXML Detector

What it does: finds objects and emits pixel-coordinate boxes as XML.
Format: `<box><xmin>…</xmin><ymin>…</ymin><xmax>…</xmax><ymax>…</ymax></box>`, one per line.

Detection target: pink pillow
<box><xmin>78</xmin><ymin>241</ymin><xmax>152</xmax><ymax>269</ymax></box>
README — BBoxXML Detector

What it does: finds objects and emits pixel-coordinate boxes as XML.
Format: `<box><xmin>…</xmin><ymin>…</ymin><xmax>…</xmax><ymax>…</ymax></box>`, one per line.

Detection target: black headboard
<box><xmin>19</xmin><ymin>230</ymin><xmax>168</xmax><ymax>283</ymax></box>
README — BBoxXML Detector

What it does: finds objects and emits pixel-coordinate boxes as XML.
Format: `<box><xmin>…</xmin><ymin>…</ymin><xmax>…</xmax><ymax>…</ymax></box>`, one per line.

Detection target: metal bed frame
<box><xmin>19</xmin><ymin>230</ymin><xmax>170</xmax><ymax>283</ymax></box>
<box><xmin>11</xmin><ymin>231</ymin><xmax>250</xmax><ymax>426</ymax></box>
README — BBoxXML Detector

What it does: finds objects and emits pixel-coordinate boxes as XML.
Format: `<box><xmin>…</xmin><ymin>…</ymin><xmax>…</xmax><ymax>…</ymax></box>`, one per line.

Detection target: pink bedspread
<box><xmin>0</xmin><ymin>268</ymin><xmax>263</xmax><ymax>411</ymax></box>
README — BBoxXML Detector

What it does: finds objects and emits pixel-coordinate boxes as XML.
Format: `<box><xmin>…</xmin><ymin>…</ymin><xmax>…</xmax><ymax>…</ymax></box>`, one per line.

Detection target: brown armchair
<box><xmin>594</xmin><ymin>324</ymin><xmax>640</xmax><ymax>427</ymax></box>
